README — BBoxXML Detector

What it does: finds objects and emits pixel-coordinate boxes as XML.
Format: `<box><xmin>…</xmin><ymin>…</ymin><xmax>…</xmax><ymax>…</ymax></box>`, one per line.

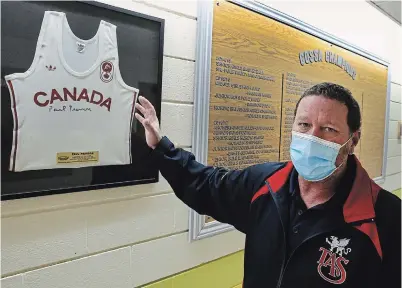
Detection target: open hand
<box><xmin>134</xmin><ymin>96</ymin><xmax>162</xmax><ymax>149</ymax></box>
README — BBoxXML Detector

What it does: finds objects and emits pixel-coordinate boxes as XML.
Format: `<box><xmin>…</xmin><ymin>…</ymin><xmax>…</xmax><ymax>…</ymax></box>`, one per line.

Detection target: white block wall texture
<box><xmin>1</xmin><ymin>1</ymin><xmax>401</xmax><ymax>287</ymax></box>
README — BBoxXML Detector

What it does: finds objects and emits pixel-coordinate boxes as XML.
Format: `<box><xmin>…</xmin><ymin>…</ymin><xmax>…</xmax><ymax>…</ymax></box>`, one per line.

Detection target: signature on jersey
<box><xmin>48</xmin><ymin>105</ymin><xmax>92</xmax><ymax>112</ymax></box>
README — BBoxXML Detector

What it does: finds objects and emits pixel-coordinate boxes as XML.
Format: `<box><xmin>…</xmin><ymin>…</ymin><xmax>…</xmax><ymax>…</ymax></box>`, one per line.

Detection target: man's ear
<box><xmin>349</xmin><ymin>130</ymin><xmax>361</xmax><ymax>154</ymax></box>
<box><xmin>354</xmin><ymin>130</ymin><xmax>361</xmax><ymax>145</ymax></box>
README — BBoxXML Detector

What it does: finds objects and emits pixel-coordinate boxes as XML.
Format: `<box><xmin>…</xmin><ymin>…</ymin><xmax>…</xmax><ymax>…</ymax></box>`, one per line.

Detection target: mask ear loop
<box><xmin>331</xmin><ymin>135</ymin><xmax>354</xmax><ymax>175</ymax></box>
<box><xmin>344</xmin><ymin>134</ymin><xmax>354</xmax><ymax>155</ymax></box>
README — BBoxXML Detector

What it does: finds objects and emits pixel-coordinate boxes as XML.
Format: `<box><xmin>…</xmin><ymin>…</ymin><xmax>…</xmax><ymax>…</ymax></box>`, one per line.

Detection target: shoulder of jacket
<box><xmin>374</xmin><ymin>189</ymin><xmax>401</xmax><ymax>242</ymax></box>
<box><xmin>374</xmin><ymin>189</ymin><xmax>401</xmax><ymax>263</ymax></box>
<box><xmin>248</xmin><ymin>161</ymin><xmax>287</xmax><ymax>174</ymax></box>
<box><xmin>375</xmin><ymin>189</ymin><xmax>401</xmax><ymax>213</ymax></box>
<box><xmin>243</xmin><ymin>161</ymin><xmax>289</xmax><ymax>191</ymax></box>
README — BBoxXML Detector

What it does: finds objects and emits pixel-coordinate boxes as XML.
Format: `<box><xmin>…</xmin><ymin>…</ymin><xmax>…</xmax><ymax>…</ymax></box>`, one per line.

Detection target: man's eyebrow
<box><xmin>325</xmin><ymin>121</ymin><xmax>342</xmax><ymax>128</ymax></box>
<box><xmin>295</xmin><ymin>115</ymin><xmax>309</xmax><ymax>121</ymax></box>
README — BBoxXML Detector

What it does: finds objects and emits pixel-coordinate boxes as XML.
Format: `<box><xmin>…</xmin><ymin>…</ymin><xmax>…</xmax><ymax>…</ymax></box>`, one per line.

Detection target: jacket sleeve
<box><xmin>376</xmin><ymin>190</ymin><xmax>401</xmax><ymax>287</ymax></box>
<box><xmin>151</xmin><ymin>136</ymin><xmax>273</xmax><ymax>233</ymax></box>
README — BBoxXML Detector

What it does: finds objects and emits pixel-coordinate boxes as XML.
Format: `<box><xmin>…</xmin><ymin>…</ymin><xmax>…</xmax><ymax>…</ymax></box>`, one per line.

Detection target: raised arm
<box><xmin>134</xmin><ymin>96</ymin><xmax>269</xmax><ymax>232</ymax></box>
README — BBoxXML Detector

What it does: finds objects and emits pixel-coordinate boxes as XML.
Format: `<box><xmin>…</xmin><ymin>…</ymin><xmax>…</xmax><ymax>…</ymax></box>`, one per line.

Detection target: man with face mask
<box><xmin>134</xmin><ymin>82</ymin><xmax>401</xmax><ymax>288</ymax></box>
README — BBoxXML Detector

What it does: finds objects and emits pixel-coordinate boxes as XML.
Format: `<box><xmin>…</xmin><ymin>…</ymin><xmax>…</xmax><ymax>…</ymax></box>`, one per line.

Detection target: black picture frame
<box><xmin>1</xmin><ymin>1</ymin><xmax>165</xmax><ymax>200</ymax></box>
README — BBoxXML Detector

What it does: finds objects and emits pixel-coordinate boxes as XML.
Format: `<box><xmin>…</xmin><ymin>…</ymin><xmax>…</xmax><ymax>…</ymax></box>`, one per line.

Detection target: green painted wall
<box><xmin>393</xmin><ymin>188</ymin><xmax>401</xmax><ymax>198</ymax></box>
<box><xmin>142</xmin><ymin>251</ymin><xmax>244</xmax><ymax>288</ymax></box>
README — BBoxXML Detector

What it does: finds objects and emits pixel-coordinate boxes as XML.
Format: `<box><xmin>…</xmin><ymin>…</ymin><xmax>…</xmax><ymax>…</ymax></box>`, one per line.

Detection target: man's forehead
<box><xmin>297</xmin><ymin>96</ymin><xmax>347</xmax><ymax>112</ymax></box>
<box><xmin>296</xmin><ymin>96</ymin><xmax>348</xmax><ymax>122</ymax></box>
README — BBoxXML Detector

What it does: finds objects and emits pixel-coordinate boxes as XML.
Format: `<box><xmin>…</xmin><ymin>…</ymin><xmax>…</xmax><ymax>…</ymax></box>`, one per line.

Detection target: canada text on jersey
<box><xmin>33</xmin><ymin>87</ymin><xmax>112</xmax><ymax>111</ymax></box>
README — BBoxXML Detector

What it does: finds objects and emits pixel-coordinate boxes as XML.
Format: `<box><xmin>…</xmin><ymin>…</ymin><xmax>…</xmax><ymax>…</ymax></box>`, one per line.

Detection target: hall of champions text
<box><xmin>211</xmin><ymin>56</ymin><xmax>280</xmax><ymax>168</ymax></box>
<box><xmin>211</xmin><ymin>121</ymin><xmax>279</xmax><ymax>169</ymax></box>
<box><xmin>215</xmin><ymin>56</ymin><xmax>275</xmax><ymax>82</ymax></box>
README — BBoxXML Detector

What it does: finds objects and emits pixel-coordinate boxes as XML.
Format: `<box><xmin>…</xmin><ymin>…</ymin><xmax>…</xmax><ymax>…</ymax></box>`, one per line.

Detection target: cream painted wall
<box><xmin>1</xmin><ymin>1</ymin><xmax>401</xmax><ymax>287</ymax></box>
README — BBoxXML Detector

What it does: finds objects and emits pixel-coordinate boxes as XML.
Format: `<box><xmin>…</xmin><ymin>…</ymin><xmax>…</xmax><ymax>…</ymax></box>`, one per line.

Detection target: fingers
<box><xmin>134</xmin><ymin>112</ymin><xmax>145</xmax><ymax>125</ymax></box>
<box><xmin>138</xmin><ymin>95</ymin><xmax>154</xmax><ymax>111</ymax></box>
<box><xmin>135</xmin><ymin>112</ymin><xmax>153</xmax><ymax>130</ymax></box>
<box><xmin>136</xmin><ymin>96</ymin><xmax>158</xmax><ymax>130</ymax></box>
<box><xmin>135</xmin><ymin>102</ymin><xmax>146</xmax><ymax>115</ymax></box>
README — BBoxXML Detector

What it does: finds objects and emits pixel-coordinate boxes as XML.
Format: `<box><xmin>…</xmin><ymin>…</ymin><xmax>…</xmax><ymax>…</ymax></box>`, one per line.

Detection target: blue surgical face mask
<box><xmin>290</xmin><ymin>131</ymin><xmax>352</xmax><ymax>182</ymax></box>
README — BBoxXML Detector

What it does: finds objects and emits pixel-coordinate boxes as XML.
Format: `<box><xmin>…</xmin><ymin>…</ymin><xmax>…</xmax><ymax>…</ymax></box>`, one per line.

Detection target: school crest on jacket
<box><xmin>317</xmin><ymin>236</ymin><xmax>352</xmax><ymax>284</ymax></box>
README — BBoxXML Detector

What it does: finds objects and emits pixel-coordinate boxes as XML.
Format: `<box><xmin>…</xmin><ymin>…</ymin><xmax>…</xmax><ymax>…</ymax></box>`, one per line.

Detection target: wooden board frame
<box><xmin>189</xmin><ymin>0</ymin><xmax>391</xmax><ymax>242</ymax></box>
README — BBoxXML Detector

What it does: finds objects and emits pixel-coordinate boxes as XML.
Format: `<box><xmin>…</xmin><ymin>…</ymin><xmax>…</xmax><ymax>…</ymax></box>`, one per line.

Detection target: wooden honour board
<box><xmin>207</xmin><ymin>0</ymin><xmax>388</xmax><ymax>185</ymax></box>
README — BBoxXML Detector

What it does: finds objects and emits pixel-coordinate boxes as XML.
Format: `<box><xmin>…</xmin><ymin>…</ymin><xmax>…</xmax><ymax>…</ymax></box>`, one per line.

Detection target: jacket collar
<box><xmin>269</xmin><ymin>155</ymin><xmax>381</xmax><ymax>223</ymax></box>
<box><xmin>342</xmin><ymin>155</ymin><xmax>383</xmax><ymax>259</ymax></box>
<box><xmin>342</xmin><ymin>155</ymin><xmax>381</xmax><ymax>223</ymax></box>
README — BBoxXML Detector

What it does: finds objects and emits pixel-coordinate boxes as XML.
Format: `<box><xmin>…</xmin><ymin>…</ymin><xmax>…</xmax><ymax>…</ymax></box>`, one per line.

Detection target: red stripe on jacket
<box><xmin>251</xmin><ymin>162</ymin><xmax>293</xmax><ymax>203</ymax></box>
<box><xmin>343</xmin><ymin>157</ymin><xmax>382</xmax><ymax>259</ymax></box>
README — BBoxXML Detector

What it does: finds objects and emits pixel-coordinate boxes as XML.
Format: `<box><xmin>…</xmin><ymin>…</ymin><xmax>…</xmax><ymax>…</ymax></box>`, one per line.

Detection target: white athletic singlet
<box><xmin>4</xmin><ymin>11</ymin><xmax>139</xmax><ymax>172</ymax></box>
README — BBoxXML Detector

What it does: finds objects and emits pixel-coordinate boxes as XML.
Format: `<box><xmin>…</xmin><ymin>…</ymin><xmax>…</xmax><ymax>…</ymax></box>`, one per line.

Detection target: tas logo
<box><xmin>317</xmin><ymin>236</ymin><xmax>352</xmax><ymax>284</ymax></box>
<box><xmin>100</xmin><ymin>61</ymin><xmax>114</xmax><ymax>83</ymax></box>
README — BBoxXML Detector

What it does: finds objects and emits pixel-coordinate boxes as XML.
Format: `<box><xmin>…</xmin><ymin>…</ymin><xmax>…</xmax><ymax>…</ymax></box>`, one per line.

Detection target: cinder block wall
<box><xmin>1</xmin><ymin>1</ymin><xmax>400</xmax><ymax>288</ymax></box>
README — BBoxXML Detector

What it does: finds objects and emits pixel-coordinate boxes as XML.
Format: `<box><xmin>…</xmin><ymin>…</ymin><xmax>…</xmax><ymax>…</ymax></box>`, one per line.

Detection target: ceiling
<box><xmin>369</xmin><ymin>1</ymin><xmax>401</xmax><ymax>25</ymax></box>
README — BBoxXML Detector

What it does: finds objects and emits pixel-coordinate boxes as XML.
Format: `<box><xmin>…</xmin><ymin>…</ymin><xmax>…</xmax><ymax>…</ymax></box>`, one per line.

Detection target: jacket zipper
<box><xmin>276</xmin><ymin>230</ymin><xmax>330</xmax><ymax>288</ymax></box>
<box><xmin>268</xmin><ymin>182</ymin><xmax>287</xmax><ymax>288</ymax></box>
<box><xmin>269</xmin><ymin>182</ymin><xmax>345</xmax><ymax>288</ymax></box>
<box><xmin>275</xmin><ymin>229</ymin><xmax>286</xmax><ymax>288</ymax></box>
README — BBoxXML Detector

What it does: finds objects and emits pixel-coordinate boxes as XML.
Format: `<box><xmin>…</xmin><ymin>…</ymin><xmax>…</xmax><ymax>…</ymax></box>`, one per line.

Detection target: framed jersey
<box><xmin>1</xmin><ymin>1</ymin><xmax>164</xmax><ymax>200</ymax></box>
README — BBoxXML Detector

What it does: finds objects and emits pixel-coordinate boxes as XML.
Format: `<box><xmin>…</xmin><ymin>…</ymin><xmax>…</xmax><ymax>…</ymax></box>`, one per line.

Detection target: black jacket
<box><xmin>153</xmin><ymin>136</ymin><xmax>401</xmax><ymax>288</ymax></box>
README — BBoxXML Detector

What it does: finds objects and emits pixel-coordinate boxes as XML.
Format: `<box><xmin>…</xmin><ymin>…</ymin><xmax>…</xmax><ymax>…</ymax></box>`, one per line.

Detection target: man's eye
<box><xmin>298</xmin><ymin>123</ymin><xmax>310</xmax><ymax>128</ymax></box>
<box><xmin>324</xmin><ymin>127</ymin><xmax>336</xmax><ymax>132</ymax></box>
